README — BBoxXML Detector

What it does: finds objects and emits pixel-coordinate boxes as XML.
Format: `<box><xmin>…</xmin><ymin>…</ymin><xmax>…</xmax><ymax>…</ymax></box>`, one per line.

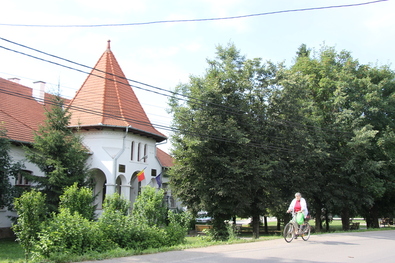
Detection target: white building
<box><xmin>0</xmin><ymin>41</ymin><xmax>175</xmax><ymax>236</ymax></box>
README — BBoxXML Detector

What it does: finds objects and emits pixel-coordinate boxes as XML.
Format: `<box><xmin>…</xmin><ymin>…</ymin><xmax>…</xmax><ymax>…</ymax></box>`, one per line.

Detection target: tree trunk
<box><xmin>366</xmin><ymin>205</ymin><xmax>380</xmax><ymax>228</ymax></box>
<box><xmin>325</xmin><ymin>214</ymin><xmax>330</xmax><ymax>232</ymax></box>
<box><xmin>252</xmin><ymin>215</ymin><xmax>260</xmax><ymax>239</ymax></box>
<box><xmin>263</xmin><ymin>216</ymin><xmax>268</xmax><ymax>234</ymax></box>
<box><xmin>315</xmin><ymin>208</ymin><xmax>322</xmax><ymax>233</ymax></box>
<box><xmin>341</xmin><ymin>208</ymin><xmax>350</xmax><ymax>231</ymax></box>
<box><xmin>212</xmin><ymin>214</ymin><xmax>229</xmax><ymax>240</ymax></box>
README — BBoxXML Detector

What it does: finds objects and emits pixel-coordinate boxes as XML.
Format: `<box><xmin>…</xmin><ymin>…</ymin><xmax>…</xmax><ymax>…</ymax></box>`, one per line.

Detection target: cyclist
<box><xmin>287</xmin><ymin>192</ymin><xmax>308</xmax><ymax>236</ymax></box>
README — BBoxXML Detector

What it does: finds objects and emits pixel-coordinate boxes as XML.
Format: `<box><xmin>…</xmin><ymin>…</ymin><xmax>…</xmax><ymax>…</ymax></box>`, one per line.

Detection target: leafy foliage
<box><xmin>0</xmin><ymin>128</ymin><xmax>23</xmax><ymax>209</ymax></box>
<box><xmin>165</xmin><ymin>209</ymin><xmax>193</xmax><ymax>245</ymax></box>
<box><xmin>12</xmin><ymin>190</ymin><xmax>47</xmax><ymax>261</ymax></box>
<box><xmin>132</xmin><ymin>186</ymin><xmax>167</xmax><ymax>227</ymax></box>
<box><xmin>98</xmin><ymin>193</ymin><xmax>134</xmax><ymax>248</ymax></box>
<box><xmin>59</xmin><ymin>182</ymin><xmax>96</xmax><ymax>220</ymax></box>
<box><xmin>169</xmin><ymin>43</ymin><xmax>280</xmax><ymax>239</ymax></box>
<box><xmin>169</xmin><ymin>43</ymin><xmax>395</xmax><ymax>233</ymax></box>
<box><xmin>36</xmin><ymin>208</ymin><xmax>112</xmax><ymax>257</ymax></box>
<box><xmin>14</xmin><ymin>187</ymin><xmax>190</xmax><ymax>261</ymax></box>
<box><xmin>103</xmin><ymin>192</ymin><xmax>130</xmax><ymax>216</ymax></box>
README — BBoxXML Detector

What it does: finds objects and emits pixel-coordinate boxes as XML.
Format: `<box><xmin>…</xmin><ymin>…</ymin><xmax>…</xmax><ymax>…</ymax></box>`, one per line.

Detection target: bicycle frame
<box><xmin>283</xmin><ymin>211</ymin><xmax>311</xmax><ymax>243</ymax></box>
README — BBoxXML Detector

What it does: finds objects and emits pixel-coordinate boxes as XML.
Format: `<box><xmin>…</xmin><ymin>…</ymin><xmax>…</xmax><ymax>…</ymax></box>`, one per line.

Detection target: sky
<box><xmin>1</xmin><ymin>0</ymin><xmax>394</xmax><ymax>153</ymax></box>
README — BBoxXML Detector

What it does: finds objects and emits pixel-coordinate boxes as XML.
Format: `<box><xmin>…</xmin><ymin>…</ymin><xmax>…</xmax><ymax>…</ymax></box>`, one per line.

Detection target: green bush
<box><xmin>134</xmin><ymin>224</ymin><xmax>168</xmax><ymax>250</ymax></box>
<box><xmin>12</xmin><ymin>190</ymin><xmax>47</xmax><ymax>261</ymax></box>
<box><xmin>165</xmin><ymin>210</ymin><xmax>192</xmax><ymax>246</ymax></box>
<box><xmin>132</xmin><ymin>186</ymin><xmax>167</xmax><ymax>227</ymax></box>
<box><xmin>98</xmin><ymin>209</ymin><xmax>137</xmax><ymax>249</ymax></box>
<box><xmin>36</xmin><ymin>208</ymin><xmax>113</xmax><ymax>258</ymax></box>
<box><xmin>59</xmin><ymin>182</ymin><xmax>96</xmax><ymax>220</ymax></box>
<box><xmin>103</xmin><ymin>192</ymin><xmax>130</xmax><ymax>216</ymax></box>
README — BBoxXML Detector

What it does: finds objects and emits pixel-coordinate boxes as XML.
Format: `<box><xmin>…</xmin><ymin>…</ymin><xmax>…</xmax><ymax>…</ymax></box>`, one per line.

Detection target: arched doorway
<box><xmin>116</xmin><ymin>174</ymin><xmax>130</xmax><ymax>201</ymax></box>
<box><xmin>130</xmin><ymin>171</ymin><xmax>142</xmax><ymax>207</ymax></box>
<box><xmin>91</xmin><ymin>169</ymin><xmax>106</xmax><ymax>209</ymax></box>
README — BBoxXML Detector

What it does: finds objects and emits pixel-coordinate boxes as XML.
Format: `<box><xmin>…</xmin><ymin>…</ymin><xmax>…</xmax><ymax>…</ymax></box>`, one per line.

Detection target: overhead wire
<box><xmin>0</xmin><ymin>76</ymin><xmax>345</xmax><ymax>160</ymax></box>
<box><xmin>0</xmin><ymin>43</ymin><xmax>353</xmax><ymax>158</ymax></box>
<box><xmin>0</xmin><ymin>37</ymin><xmax>353</xmax><ymax>135</ymax></box>
<box><xmin>0</xmin><ymin>37</ymin><xmax>246</xmax><ymax>117</ymax></box>
<box><xmin>1</xmin><ymin>85</ymin><xmax>314</xmax><ymax>156</ymax></box>
<box><xmin>0</xmin><ymin>0</ymin><xmax>387</xmax><ymax>28</ymax></box>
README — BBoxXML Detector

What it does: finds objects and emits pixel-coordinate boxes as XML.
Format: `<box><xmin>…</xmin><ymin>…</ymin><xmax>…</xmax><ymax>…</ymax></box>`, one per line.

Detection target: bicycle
<box><xmin>283</xmin><ymin>212</ymin><xmax>311</xmax><ymax>243</ymax></box>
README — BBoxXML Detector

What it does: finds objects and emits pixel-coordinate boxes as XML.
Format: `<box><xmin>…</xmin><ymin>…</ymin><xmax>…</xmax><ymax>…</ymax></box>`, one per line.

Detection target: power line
<box><xmin>0</xmin><ymin>38</ymin><xmax>353</xmax><ymax>136</ymax></box>
<box><xmin>0</xmin><ymin>0</ymin><xmax>387</xmax><ymax>28</ymax></box>
<box><xmin>0</xmin><ymin>38</ymin><xmax>246</xmax><ymax>117</ymax></box>
<box><xmin>1</xmin><ymin>86</ymin><xmax>318</xmax><ymax>156</ymax></box>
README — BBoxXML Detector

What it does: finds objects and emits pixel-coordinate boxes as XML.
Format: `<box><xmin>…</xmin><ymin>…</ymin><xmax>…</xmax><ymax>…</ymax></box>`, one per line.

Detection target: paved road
<box><xmin>82</xmin><ymin>230</ymin><xmax>395</xmax><ymax>263</ymax></box>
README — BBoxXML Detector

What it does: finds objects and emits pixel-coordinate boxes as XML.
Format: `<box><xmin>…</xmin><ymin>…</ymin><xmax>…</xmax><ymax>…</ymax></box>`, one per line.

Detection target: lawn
<box><xmin>1</xmin><ymin>220</ymin><xmax>394</xmax><ymax>263</ymax></box>
<box><xmin>0</xmin><ymin>238</ymin><xmax>24</xmax><ymax>263</ymax></box>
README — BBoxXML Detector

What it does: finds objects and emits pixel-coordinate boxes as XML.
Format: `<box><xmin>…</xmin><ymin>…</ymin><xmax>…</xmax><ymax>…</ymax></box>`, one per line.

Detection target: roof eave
<box><xmin>69</xmin><ymin>124</ymin><xmax>167</xmax><ymax>142</ymax></box>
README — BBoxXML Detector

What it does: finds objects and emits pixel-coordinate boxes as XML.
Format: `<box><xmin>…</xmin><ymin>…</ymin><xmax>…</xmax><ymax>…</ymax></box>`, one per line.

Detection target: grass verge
<box><xmin>1</xmin><ymin>223</ymin><xmax>394</xmax><ymax>263</ymax></box>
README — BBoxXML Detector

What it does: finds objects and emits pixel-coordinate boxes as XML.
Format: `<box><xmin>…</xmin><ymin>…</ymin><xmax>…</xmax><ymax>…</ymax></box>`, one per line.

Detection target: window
<box><xmin>143</xmin><ymin>144</ymin><xmax>147</xmax><ymax>163</ymax></box>
<box><xmin>131</xmin><ymin>141</ymin><xmax>135</xmax><ymax>161</ymax></box>
<box><xmin>119</xmin><ymin>164</ymin><xmax>125</xmax><ymax>173</ymax></box>
<box><xmin>137</xmin><ymin>143</ymin><xmax>141</xmax><ymax>162</ymax></box>
<box><xmin>15</xmin><ymin>171</ymin><xmax>31</xmax><ymax>186</ymax></box>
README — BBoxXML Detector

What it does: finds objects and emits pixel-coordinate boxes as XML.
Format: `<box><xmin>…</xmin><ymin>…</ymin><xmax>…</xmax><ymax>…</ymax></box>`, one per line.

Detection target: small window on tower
<box><xmin>119</xmin><ymin>164</ymin><xmax>125</xmax><ymax>173</ymax></box>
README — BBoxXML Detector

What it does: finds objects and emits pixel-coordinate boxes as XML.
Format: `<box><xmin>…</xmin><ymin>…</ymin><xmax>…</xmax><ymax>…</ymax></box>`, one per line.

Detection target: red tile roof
<box><xmin>0</xmin><ymin>78</ymin><xmax>50</xmax><ymax>143</ymax></box>
<box><xmin>67</xmin><ymin>41</ymin><xmax>166</xmax><ymax>142</ymax></box>
<box><xmin>156</xmin><ymin>147</ymin><xmax>174</xmax><ymax>168</ymax></box>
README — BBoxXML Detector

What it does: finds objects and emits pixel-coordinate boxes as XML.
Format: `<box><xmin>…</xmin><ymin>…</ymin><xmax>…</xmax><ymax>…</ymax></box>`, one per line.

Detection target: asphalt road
<box><xmin>82</xmin><ymin>230</ymin><xmax>395</xmax><ymax>263</ymax></box>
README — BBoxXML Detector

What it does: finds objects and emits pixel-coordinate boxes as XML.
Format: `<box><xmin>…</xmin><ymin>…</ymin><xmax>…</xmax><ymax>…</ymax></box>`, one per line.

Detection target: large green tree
<box><xmin>24</xmin><ymin>96</ymin><xmax>92</xmax><ymax>212</ymax></box>
<box><xmin>169</xmin><ymin>44</ymin><xmax>276</xmax><ymax>239</ymax></box>
<box><xmin>283</xmin><ymin>45</ymin><xmax>395</xmax><ymax>229</ymax></box>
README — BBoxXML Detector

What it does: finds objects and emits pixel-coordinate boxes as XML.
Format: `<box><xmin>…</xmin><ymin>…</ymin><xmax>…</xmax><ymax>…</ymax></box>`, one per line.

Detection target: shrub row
<box><xmin>12</xmin><ymin>184</ymin><xmax>192</xmax><ymax>261</ymax></box>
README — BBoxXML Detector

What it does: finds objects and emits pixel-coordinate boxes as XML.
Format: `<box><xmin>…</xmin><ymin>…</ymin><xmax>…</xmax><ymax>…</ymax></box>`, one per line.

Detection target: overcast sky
<box><xmin>1</xmin><ymin>0</ymin><xmax>394</xmax><ymax>153</ymax></box>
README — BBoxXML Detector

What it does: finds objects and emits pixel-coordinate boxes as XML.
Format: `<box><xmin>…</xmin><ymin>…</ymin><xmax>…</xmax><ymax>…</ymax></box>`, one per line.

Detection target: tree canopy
<box><xmin>169</xmin><ymin>43</ymin><xmax>395</xmax><ymax>236</ymax></box>
<box><xmin>169</xmin><ymin>43</ymin><xmax>283</xmax><ymax>239</ymax></box>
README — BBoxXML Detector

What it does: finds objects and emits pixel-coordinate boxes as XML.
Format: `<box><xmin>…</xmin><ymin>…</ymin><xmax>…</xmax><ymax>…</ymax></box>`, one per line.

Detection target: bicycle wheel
<box><xmin>301</xmin><ymin>223</ymin><xmax>311</xmax><ymax>241</ymax></box>
<box><xmin>283</xmin><ymin>222</ymin><xmax>295</xmax><ymax>243</ymax></box>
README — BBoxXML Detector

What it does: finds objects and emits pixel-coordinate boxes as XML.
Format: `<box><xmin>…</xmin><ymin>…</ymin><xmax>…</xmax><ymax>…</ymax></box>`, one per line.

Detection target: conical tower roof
<box><xmin>68</xmin><ymin>41</ymin><xmax>166</xmax><ymax>142</ymax></box>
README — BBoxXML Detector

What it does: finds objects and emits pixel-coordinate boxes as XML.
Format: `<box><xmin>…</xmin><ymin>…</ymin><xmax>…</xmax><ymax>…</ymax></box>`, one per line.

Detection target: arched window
<box><xmin>116</xmin><ymin>177</ymin><xmax>122</xmax><ymax>195</ymax></box>
<box><xmin>137</xmin><ymin>143</ymin><xmax>141</xmax><ymax>162</ymax></box>
<box><xmin>143</xmin><ymin>144</ymin><xmax>147</xmax><ymax>163</ymax></box>
<box><xmin>131</xmin><ymin>141</ymin><xmax>135</xmax><ymax>161</ymax></box>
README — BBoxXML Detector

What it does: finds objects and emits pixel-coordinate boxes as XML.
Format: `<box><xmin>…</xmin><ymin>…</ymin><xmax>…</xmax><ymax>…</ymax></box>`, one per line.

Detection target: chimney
<box><xmin>33</xmin><ymin>81</ymin><xmax>45</xmax><ymax>104</ymax></box>
<box><xmin>8</xmin><ymin>77</ymin><xmax>20</xmax><ymax>83</ymax></box>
